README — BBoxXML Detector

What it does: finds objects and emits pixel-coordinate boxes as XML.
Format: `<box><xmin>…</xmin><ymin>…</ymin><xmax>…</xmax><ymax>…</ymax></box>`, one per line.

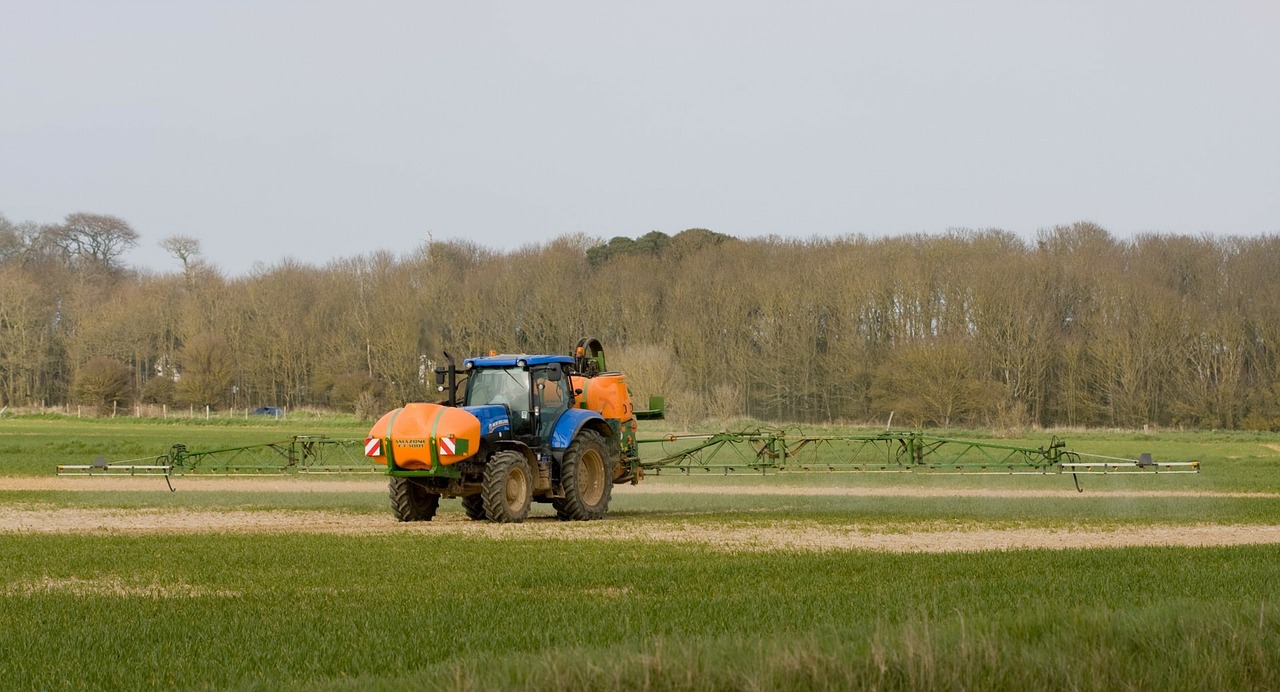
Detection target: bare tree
<box><xmin>57</xmin><ymin>213</ymin><xmax>139</xmax><ymax>271</ymax></box>
<box><xmin>74</xmin><ymin>356</ymin><xmax>133</xmax><ymax>412</ymax></box>
<box><xmin>0</xmin><ymin>269</ymin><xmax>57</xmax><ymax>405</ymax></box>
<box><xmin>160</xmin><ymin>234</ymin><xmax>201</xmax><ymax>271</ymax></box>
<box><xmin>872</xmin><ymin>340</ymin><xmax>999</xmax><ymax>428</ymax></box>
<box><xmin>176</xmin><ymin>332</ymin><xmax>236</xmax><ymax>408</ymax></box>
<box><xmin>0</xmin><ymin>215</ymin><xmax>20</xmax><ymax>263</ymax></box>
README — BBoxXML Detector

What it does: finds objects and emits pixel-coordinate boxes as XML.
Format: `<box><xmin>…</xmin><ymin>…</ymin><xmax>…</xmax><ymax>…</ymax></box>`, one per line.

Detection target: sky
<box><xmin>2</xmin><ymin>1</ymin><xmax>1277</xmax><ymax>276</ymax></box>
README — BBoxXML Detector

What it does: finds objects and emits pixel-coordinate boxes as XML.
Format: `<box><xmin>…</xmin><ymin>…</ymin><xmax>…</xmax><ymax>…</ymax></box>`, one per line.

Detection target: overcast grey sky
<box><xmin>2</xmin><ymin>1</ymin><xmax>1277</xmax><ymax>275</ymax></box>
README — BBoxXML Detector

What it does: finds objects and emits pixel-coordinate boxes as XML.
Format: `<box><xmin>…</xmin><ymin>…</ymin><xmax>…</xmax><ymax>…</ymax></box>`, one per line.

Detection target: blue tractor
<box><xmin>365</xmin><ymin>338</ymin><xmax>649</xmax><ymax>522</ymax></box>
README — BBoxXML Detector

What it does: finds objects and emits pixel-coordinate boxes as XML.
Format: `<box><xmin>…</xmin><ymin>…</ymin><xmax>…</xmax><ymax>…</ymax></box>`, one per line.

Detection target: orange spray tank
<box><xmin>366</xmin><ymin>402</ymin><xmax>481</xmax><ymax>470</ymax></box>
<box><xmin>571</xmin><ymin>372</ymin><xmax>634</xmax><ymax>422</ymax></box>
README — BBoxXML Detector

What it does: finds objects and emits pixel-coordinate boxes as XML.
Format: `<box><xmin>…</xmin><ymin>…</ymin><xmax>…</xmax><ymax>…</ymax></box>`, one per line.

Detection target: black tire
<box><xmin>554</xmin><ymin>429</ymin><xmax>614</xmax><ymax>521</ymax></box>
<box><xmin>482</xmin><ymin>450</ymin><xmax>532</xmax><ymax>523</ymax></box>
<box><xmin>389</xmin><ymin>476</ymin><xmax>440</xmax><ymax>522</ymax></box>
<box><xmin>461</xmin><ymin>493</ymin><xmax>486</xmax><ymax>521</ymax></box>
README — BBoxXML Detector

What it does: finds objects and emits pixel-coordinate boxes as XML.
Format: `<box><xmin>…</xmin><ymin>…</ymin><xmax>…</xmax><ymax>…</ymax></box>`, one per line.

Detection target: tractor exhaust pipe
<box><xmin>444</xmin><ymin>351</ymin><xmax>457</xmax><ymax>406</ymax></box>
<box><xmin>435</xmin><ymin>351</ymin><xmax>459</xmax><ymax>406</ymax></box>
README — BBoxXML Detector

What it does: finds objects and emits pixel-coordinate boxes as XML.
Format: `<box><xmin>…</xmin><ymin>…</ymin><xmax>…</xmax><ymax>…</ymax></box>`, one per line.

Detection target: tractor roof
<box><xmin>464</xmin><ymin>354</ymin><xmax>574</xmax><ymax>369</ymax></box>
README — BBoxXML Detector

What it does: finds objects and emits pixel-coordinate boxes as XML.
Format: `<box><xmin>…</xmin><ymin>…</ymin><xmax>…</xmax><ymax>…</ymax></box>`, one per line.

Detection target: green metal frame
<box><xmin>57</xmin><ymin>428</ymin><xmax>1198</xmax><ymax>487</ymax></box>
<box><xmin>635</xmin><ymin>429</ymin><xmax>1198</xmax><ymax>477</ymax></box>
<box><xmin>383</xmin><ymin>441</ymin><xmax>463</xmax><ymax>479</ymax></box>
<box><xmin>57</xmin><ymin>436</ymin><xmax>378</xmax><ymax>477</ymax></box>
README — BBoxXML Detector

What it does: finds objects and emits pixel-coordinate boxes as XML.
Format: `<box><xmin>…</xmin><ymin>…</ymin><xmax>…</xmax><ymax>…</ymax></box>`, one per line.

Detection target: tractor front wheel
<box><xmin>389</xmin><ymin>476</ymin><xmax>440</xmax><ymax>521</ymax></box>
<box><xmin>461</xmin><ymin>493</ymin><xmax>486</xmax><ymax>521</ymax></box>
<box><xmin>482</xmin><ymin>450</ymin><xmax>532</xmax><ymax>523</ymax></box>
<box><xmin>554</xmin><ymin>429</ymin><xmax>614</xmax><ymax>521</ymax></box>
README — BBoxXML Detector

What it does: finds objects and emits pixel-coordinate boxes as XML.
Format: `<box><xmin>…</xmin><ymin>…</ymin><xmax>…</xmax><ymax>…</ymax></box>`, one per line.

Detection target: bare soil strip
<box><xmin>4</xmin><ymin>576</ymin><xmax>239</xmax><ymax>599</ymax></box>
<box><xmin>6</xmin><ymin>476</ymin><xmax>1275</xmax><ymax>553</ymax></box>
<box><xmin>1</xmin><ymin>476</ymin><xmax>1271</xmax><ymax>499</ymax></box>
<box><xmin>2</xmin><ymin>504</ymin><xmax>1278</xmax><ymax>553</ymax></box>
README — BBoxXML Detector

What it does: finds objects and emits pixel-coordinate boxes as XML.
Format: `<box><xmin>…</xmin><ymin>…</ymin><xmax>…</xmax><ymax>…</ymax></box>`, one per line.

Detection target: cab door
<box><xmin>533</xmin><ymin>364</ymin><xmax>572</xmax><ymax>440</ymax></box>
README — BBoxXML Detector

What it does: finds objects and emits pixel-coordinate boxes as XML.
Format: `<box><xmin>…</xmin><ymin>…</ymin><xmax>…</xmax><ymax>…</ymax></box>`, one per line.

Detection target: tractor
<box><xmin>364</xmin><ymin>338</ymin><xmax>654</xmax><ymax>522</ymax></box>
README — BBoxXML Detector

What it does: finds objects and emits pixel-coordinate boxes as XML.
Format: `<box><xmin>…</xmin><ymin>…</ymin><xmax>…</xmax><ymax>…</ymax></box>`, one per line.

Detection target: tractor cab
<box><xmin>460</xmin><ymin>354</ymin><xmax>574</xmax><ymax>442</ymax></box>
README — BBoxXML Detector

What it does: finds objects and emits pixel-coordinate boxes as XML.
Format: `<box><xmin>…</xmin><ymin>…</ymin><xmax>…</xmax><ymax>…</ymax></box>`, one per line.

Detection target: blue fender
<box><xmin>549</xmin><ymin>408</ymin><xmax>607</xmax><ymax>450</ymax></box>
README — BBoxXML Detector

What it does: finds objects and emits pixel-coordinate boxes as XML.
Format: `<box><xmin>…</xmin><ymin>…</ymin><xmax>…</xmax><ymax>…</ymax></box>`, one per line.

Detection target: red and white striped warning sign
<box><xmin>438</xmin><ymin>437</ymin><xmax>456</xmax><ymax>456</ymax></box>
<box><xmin>364</xmin><ymin>437</ymin><xmax>382</xmax><ymax>457</ymax></box>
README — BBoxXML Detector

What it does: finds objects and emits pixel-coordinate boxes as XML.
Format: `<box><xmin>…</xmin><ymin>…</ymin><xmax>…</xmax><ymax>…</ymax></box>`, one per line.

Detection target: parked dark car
<box><xmin>251</xmin><ymin>406</ymin><xmax>283</xmax><ymax>416</ymax></box>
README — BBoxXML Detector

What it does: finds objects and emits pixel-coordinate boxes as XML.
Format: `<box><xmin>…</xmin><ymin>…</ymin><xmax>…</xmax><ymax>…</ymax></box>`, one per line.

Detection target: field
<box><xmin>2</xmin><ymin>416</ymin><xmax>1280</xmax><ymax>690</ymax></box>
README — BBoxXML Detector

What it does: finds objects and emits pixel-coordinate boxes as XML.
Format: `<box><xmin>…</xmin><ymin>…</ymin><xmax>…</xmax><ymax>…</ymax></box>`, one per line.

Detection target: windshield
<box><xmin>464</xmin><ymin>367</ymin><xmax>530</xmax><ymax>411</ymax></box>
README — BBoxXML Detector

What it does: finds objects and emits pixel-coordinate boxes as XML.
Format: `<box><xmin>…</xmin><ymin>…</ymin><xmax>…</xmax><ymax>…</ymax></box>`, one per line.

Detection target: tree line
<box><xmin>2</xmin><ymin>211</ymin><xmax>1279</xmax><ymax>430</ymax></box>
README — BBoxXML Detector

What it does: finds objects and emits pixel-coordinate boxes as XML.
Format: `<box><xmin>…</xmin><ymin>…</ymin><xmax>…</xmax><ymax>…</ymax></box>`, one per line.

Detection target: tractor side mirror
<box><xmin>547</xmin><ymin>368</ymin><xmax>563</xmax><ymax>382</ymax></box>
<box><xmin>435</xmin><ymin>369</ymin><xmax>446</xmax><ymax>385</ymax></box>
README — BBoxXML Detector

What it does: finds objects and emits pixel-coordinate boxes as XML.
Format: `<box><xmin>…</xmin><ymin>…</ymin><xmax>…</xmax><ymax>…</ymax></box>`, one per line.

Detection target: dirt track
<box><xmin>1</xmin><ymin>504</ymin><xmax>1278</xmax><ymax>553</ymax></box>
<box><xmin>3</xmin><ymin>476</ymin><xmax>1278</xmax><ymax>553</ymax></box>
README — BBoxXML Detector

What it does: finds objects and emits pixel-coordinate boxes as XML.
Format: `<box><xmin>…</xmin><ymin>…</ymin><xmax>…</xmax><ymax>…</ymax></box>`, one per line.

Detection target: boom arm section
<box><xmin>637</xmin><ymin>429</ymin><xmax>1199</xmax><ymax>481</ymax></box>
<box><xmin>56</xmin><ymin>436</ymin><xmax>374</xmax><ymax>477</ymax></box>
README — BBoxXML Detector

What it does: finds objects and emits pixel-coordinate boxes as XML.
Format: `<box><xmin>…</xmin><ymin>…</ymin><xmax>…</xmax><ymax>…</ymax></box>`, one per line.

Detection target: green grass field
<box><xmin>3</xmin><ymin>536</ymin><xmax>1278</xmax><ymax>690</ymax></box>
<box><xmin>2</xmin><ymin>415</ymin><xmax>1279</xmax><ymax>690</ymax></box>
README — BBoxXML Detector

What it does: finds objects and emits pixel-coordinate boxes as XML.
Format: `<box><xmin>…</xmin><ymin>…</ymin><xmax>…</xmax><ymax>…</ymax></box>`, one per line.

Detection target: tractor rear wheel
<box><xmin>554</xmin><ymin>429</ymin><xmax>614</xmax><ymax>521</ymax></box>
<box><xmin>482</xmin><ymin>450</ymin><xmax>532</xmax><ymax>523</ymax></box>
<box><xmin>388</xmin><ymin>476</ymin><xmax>440</xmax><ymax>521</ymax></box>
<box><xmin>461</xmin><ymin>494</ymin><xmax>486</xmax><ymax>521</ymax></box>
